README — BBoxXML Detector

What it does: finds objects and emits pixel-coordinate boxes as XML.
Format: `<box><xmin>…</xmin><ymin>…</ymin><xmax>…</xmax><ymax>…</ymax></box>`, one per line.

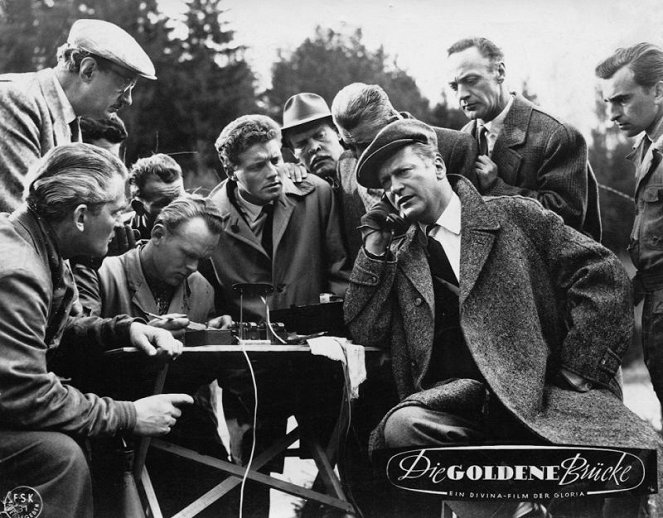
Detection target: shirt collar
<box><xmin>52</xmin><ymin>71</ymin><xmax>77</xmax><ymax>125</ymax></box>
<box><xmin>419</xmin><ymin>191</ymin><xmax>461</xmax><ymax>235</ymax></box>
<box><xmin>483</xmin><ymin>94</ymin><xmax>514</xmax><ymax>137</ymax></box>
<box><xmin>235</xmin><ymin>188</ymin><xmax>271</xmax><ymax>223</ymax></box>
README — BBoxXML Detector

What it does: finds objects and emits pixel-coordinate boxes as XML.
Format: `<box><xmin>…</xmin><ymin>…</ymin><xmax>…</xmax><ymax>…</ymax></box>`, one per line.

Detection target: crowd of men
<box><xmin>0</xmin><ymin>17</ymin><xmax>663</xmax><ymax>518</ymax></box>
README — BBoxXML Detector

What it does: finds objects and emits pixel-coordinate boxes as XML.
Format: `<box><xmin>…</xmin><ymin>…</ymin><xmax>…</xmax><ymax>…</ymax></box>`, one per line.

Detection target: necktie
<box><xmin>477</xmin><ymin>123</ymin><xmax>489</xmax><ymax>156</ymax></box>
<box><xmin>260</xmin><ymin>203</ymin><xmax>274</xmax><ymax>257</ymax></box>
<box><xmin>426</xmin><ymin>225</ymin><xmax>458</xmax><ymax>287</ymax></box>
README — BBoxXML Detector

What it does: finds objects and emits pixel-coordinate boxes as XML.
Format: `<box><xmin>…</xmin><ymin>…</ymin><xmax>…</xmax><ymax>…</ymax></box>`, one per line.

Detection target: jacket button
<box><xmin>414</xmin><ymin>297</ymin><xmax>422</xmax><ymax>306</ymax></box>
<box><xmin>371</xmin><ymin>276</ymin><xmax>377</xmax><ymax>283</ymax></box>
<box><xmin>410</xmin><ymin>361</ymin><xmax>415</xmax><ymax>368</ymax></box>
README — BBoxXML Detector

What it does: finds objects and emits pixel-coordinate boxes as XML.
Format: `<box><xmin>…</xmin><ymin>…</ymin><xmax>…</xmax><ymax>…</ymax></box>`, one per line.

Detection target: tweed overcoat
<box><xmin>0</xmin><ymin>208</ymin><xmax>136</xmax><ymax>435</ymax></box>
<box><xmin>208</xmin><ymin>173</ymin><xmax>349</xmax><ymax>320</ymax></box>
<box><xmin>337</xmin><ymin>123</ymin><xmax>478</xmax><ymax>263</ymax></box>
<box><xmin>75</xmin><ymin>246</ymin><xmax>216</xmax><ymax>324</ymax></box>
<box><xmin>462</xmin><ymin>94</ymin><xmax>602</xmax><ymax>241</ymax></box>
<box><xmin>344</xmin><ymin>176</ymin><xmax>660</xmax><ymax>454</ymax></box>
<box><xmin>0</xmin><ymin>69</ymin><xmax>78</xmax><ymax>213</ymax></box>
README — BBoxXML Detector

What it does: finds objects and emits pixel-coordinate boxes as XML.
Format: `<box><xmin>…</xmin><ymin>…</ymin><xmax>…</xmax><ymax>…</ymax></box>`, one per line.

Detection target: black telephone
<box><xmin>380</xmin><ymin>193</ymin><xmax>410</xmax><ymax>237</ymax></box>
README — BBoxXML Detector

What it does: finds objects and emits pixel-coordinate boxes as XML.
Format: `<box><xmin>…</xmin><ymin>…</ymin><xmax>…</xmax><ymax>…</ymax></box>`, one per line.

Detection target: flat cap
<box><xmin>282</xmin><ymin>93</ymin><xmax>333</xmax><ymax>132</ymax></box>
<box><xmin>356</xmin><ymin>119</ymin><xmax>438</xmax><ymax>188</ymax></box>
<box><xmin>67</xmin><ymin>19</ymin><xmax>156</xmax><ymax>80</ymax></box>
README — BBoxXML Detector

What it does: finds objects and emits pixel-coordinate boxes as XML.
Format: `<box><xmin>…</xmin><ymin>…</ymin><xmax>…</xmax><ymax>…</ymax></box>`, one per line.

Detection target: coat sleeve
<box><xmin>0</xmin><ymin>85</ymin><xmax>45</xmax><ymax>213</ymax></box>
<box><xmin>343</xmin><ymin>249</ymin><xmax>398</xmax><ymax>347</ymax></box>
<box><xmin>486</xmin><ymin>124</ymin><xmax>590</xmax><ymax>234</ymax></box>
<box><xmin>509</xmin><ymin>199</ymin><xmax>631</xmax><ymax>390</ymax></box>
<box><xmin>0</xmin><ymin>266</ymin><xmax>137</xmax><ymax>436</ymax></box>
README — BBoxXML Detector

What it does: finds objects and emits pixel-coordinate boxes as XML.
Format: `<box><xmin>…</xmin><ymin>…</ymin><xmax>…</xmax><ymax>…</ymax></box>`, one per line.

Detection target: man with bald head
<box><xmin>0</xmin><ymin>19</ymin><xmax>156</xmax><ymax>212</ymax></box>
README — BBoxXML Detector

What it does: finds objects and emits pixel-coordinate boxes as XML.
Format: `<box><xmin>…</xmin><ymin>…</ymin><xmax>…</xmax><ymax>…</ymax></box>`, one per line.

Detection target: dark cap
<box><xmin>67</xmin><ymin>19</ymin><xmax>156</xmax><ymax>80</ymax></box>
<box><xmin>356</xmin><ymin>119</ymin><xmax>438</xmax><ymax>188</ymax></box>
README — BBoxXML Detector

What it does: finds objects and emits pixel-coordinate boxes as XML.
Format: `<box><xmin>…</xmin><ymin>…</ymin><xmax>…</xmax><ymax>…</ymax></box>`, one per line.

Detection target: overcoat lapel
<box><xmin>398</xmin><ymin>228</ymin><xmax>435</xmax><ymax>312</ymax></box>
<box><xmin>456</xmin><ymin>179</ymin><xmax>500</xmax><ymax>306</ymax></box>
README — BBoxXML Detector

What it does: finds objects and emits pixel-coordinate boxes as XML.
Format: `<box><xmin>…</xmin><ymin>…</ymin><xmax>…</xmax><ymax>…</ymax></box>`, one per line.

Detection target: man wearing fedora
<box><xmin>282</xmin><ymin>92</ymin><xmax>371</xmax><ymax>261</ymax></box>
<box><xmin>0</xmin><ymin>19</ymin><xmax>156</xmax><ymax>213</ymax></box>
<box><xmin>344</xmin><ymin>118</ymin><xmax>661</xmax><ymax>517</ymax></box>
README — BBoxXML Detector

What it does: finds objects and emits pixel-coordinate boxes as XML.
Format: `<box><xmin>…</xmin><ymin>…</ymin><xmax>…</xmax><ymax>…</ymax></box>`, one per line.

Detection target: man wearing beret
<box><xmin>0</xmin><ymin>19</ymin><xmax>156</xmax><ymax>213</ymax></box>
<box><xmin>331</xmin><ymin>82</ymin><xmax>479</xmax><ymax>263</ymax></box>
<box><xmin>344</xmin><ymin>118</ymin><xmax>661</xmax><ymax>517</ymax></box>
<box><xmin>446</xmin><ymin>37</ymin><xmax>602</xmax><ymax>241</ymax></box>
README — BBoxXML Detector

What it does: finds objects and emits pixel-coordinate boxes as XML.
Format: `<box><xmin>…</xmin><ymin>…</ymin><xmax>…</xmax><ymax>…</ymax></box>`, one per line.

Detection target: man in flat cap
<box><xmin>344</xmin><ymin>118</ymin><xmax>661</xmax><ymax>517</ymax></box>
<box><xmin>331</xmin><ymin>82</ymin><xmax>478</xmax><ymax>262</ymax></box>
<box><xmin>446</xmin><ymin>37</ymin><xmax>602</xmax><ymax>241</ymax></box>
<box><xmin>0</xmin><ymin>19</ymin><xmax>155</xmax><ymax>213</ymax></box>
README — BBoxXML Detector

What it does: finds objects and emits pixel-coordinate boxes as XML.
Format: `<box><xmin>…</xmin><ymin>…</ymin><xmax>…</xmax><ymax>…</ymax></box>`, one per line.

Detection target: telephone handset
<box><xmin>380</xmin><ymin>193</ymin><xmax>410</xmax><ymax>237</ymax></box>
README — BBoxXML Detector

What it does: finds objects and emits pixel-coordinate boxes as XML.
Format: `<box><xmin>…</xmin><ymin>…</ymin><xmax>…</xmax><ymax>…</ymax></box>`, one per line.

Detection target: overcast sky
<box><xmin>160</xmin><ymin>0</ymin><xmax>663</xmax><ymax>138</ymax></box>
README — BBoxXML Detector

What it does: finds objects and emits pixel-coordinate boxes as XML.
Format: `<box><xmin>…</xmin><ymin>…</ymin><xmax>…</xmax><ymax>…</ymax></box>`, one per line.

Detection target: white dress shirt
<box><xmin>420</xmin><ymin>191</ymin><xmax>462</xmax><ymax>280</ymax></box>
<box><xmin>481</xmin><ymin>94</ymin><xmax>514</xmax><ymax>156</ymax></box>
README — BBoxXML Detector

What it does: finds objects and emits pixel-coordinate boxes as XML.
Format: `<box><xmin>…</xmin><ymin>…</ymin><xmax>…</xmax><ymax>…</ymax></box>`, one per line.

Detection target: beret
<box><xmin>68</xmin><ymin>19</ymin><xmax>156</xmax><ymax>80</ymax></box>
<box><xmin>356</xmin><ymin>119</ymin><xmax>437</xmax><ymax>188</ymax></box>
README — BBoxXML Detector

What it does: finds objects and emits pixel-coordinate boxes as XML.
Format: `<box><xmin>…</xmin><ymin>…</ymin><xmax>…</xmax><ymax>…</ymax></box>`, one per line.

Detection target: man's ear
<box><xmin>495</xmin><ymin>61</ymin><xmax>506</xmax><ymax>84</ymax></box>
<box><xmin>78</xmin><ymin>57</ymin><xmax>98</xmax><ymax>83</ymax></box>
<box><xmin>434</xmin><ymin>154</ymin><xmax>447</xmax><ymax>179</ymax></box>
<box><xmin>73</xmin><ymin>204</ymin><xmax>88</xmax><ymax>232</ymax></box>
<box><xmin>131</xmin><ymin>198</ymin><xmax>146</xmax><ymax>216</ymax></box>
<box><xmin>653</xmin><ymin>80</ymin><xmax>663</xmax><ymax>105</ymax></box>
<box><xmin>151</xmin><ymin>222</ymin><xmax>166</xmax><ymax>244</ymax></box>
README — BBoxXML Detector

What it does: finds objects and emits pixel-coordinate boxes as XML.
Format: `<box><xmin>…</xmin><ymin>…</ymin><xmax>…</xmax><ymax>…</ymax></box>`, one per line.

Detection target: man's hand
<box><xmin>132</xmin><ymin>393</ymin><xmax>194</xmax><ymax>436</ymax></box>
<box><xmin>208</xmin><ymin>315</ymin><xmax>233</xmax><ymax>329</ymax></box>
<box><xmin>358</xmin><ymin>199</ymin><xmax>402</xmax><ymax>256</ymax></box>
<box><xmin>279</xmin><ymin>162</ymin><xmax>308</xmax><ymax>183</ymax></box>
<box><xmin>146</xmin><ymin>313</ymin><xmax>190</xmax><ymax>339</ymax></box>
<box><xmin>474</xmin><ymin>155</ymin><xmax>499</xmax><ymax>192</ymax></box>
<box><xmin>107</xmin><ymin>225</ymin><xmax>140</xmax><ymax>256</ymax></box>
<box><xmin>129</xmin><ymin>321</ymin><xmax>184</xmax><ymax>357</ymax></box>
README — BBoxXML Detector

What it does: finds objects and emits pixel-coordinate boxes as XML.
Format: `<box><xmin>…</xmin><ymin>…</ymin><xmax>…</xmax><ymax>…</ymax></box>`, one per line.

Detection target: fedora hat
<box><xmin>282</xmin><ymin>93</ymin><xmax>333</xmax><ymax>132</ymax></box>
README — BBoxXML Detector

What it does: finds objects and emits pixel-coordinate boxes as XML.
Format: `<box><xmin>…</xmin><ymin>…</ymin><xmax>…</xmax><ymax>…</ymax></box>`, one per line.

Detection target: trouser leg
<box><xmin>0</xmin><ymin>430</ymin><xmax>92</xmax><ymax>518</ymax></box>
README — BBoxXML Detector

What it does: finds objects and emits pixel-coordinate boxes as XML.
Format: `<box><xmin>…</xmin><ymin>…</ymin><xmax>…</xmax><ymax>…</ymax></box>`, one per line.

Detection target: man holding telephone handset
<box><xmin>344</xmin><ymin>119</ymin><xmax>661</xmax><ymax>517</ymax></box>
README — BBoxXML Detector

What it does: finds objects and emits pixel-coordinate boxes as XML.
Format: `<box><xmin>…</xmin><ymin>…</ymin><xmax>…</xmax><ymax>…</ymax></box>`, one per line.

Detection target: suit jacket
<box><xmin>463</xmin><ymin>94</ymin><xmax>601</xmax><ymax>241</ymax></box>
<box><xmin>336</xmin><ymin>122</ymin><xmax>478</xmax><ymax>264</ymax></box>
<box><xmin>627</xmin><ymin>134</ymin><xmax>663</xmax><ymax>279</ymax></box>
<box><xmin>344</xmin><ymin>176</ymin><xmax>659</xmax><ymax>454</ymax></box>
<box><xmin>0</xmin><ymin>69</ymin><xmax>78</xmax><ymax>213</ymax></box>
<box><xmin>0</xmin><ymin>207</ymin><xmax>136</xmax><ymax>436</ymax></box>
<box><xmin>208</xmin><ymin>174</ymin><xmax>349</xmax><ymax>321</ymax></box>
<box><xmin>76</xmin><ymin>246</ymin><xmax>216</xmax><ymax>324</ymax></box>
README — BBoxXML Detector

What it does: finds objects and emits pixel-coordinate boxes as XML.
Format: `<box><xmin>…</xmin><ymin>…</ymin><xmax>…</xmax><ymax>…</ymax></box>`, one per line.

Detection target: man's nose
<box><xmin>307</xmin><ymin>138</ymin><xmax>321</xmax><ymax>155</ymax></box>
<box><xmin>121</xmin><ymin>88</ymin><xmax>133</xmax><ymax>107</ymax></box>
<box><xmin>608</xmin><ymin>103</ymin><xmax>621</xmax><ymax>121</ymax></box>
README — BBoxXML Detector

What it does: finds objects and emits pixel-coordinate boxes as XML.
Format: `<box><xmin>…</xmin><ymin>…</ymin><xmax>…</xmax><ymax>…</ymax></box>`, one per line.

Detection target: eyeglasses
<box><xmin>105</xmin><ymin>63</ymin><xmax>138</xmax><ymax>94</ymax></box>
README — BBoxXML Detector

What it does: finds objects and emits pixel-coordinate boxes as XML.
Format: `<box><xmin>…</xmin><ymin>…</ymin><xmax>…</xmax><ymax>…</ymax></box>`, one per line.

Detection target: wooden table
<box><xmin>106</xmin><ymin>343</ymin><xmax>364</xmax><ymax>518</ymax></box>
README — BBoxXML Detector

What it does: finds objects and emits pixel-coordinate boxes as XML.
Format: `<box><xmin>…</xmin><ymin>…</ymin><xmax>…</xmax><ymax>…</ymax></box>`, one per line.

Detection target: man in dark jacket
<box><xmin>345</xmin><ymin>119</ymin><xmax>660</xmax><ymax>517</ymax></box>
<box><xmin>446</xmin><ymin>36</ymin><xmax>601</xmax><ymax>241</ymax></box>
<box><xmin>0</xmin><ymin>143</ymin><xmax>192</xmax><ymax>518</ymax></box>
